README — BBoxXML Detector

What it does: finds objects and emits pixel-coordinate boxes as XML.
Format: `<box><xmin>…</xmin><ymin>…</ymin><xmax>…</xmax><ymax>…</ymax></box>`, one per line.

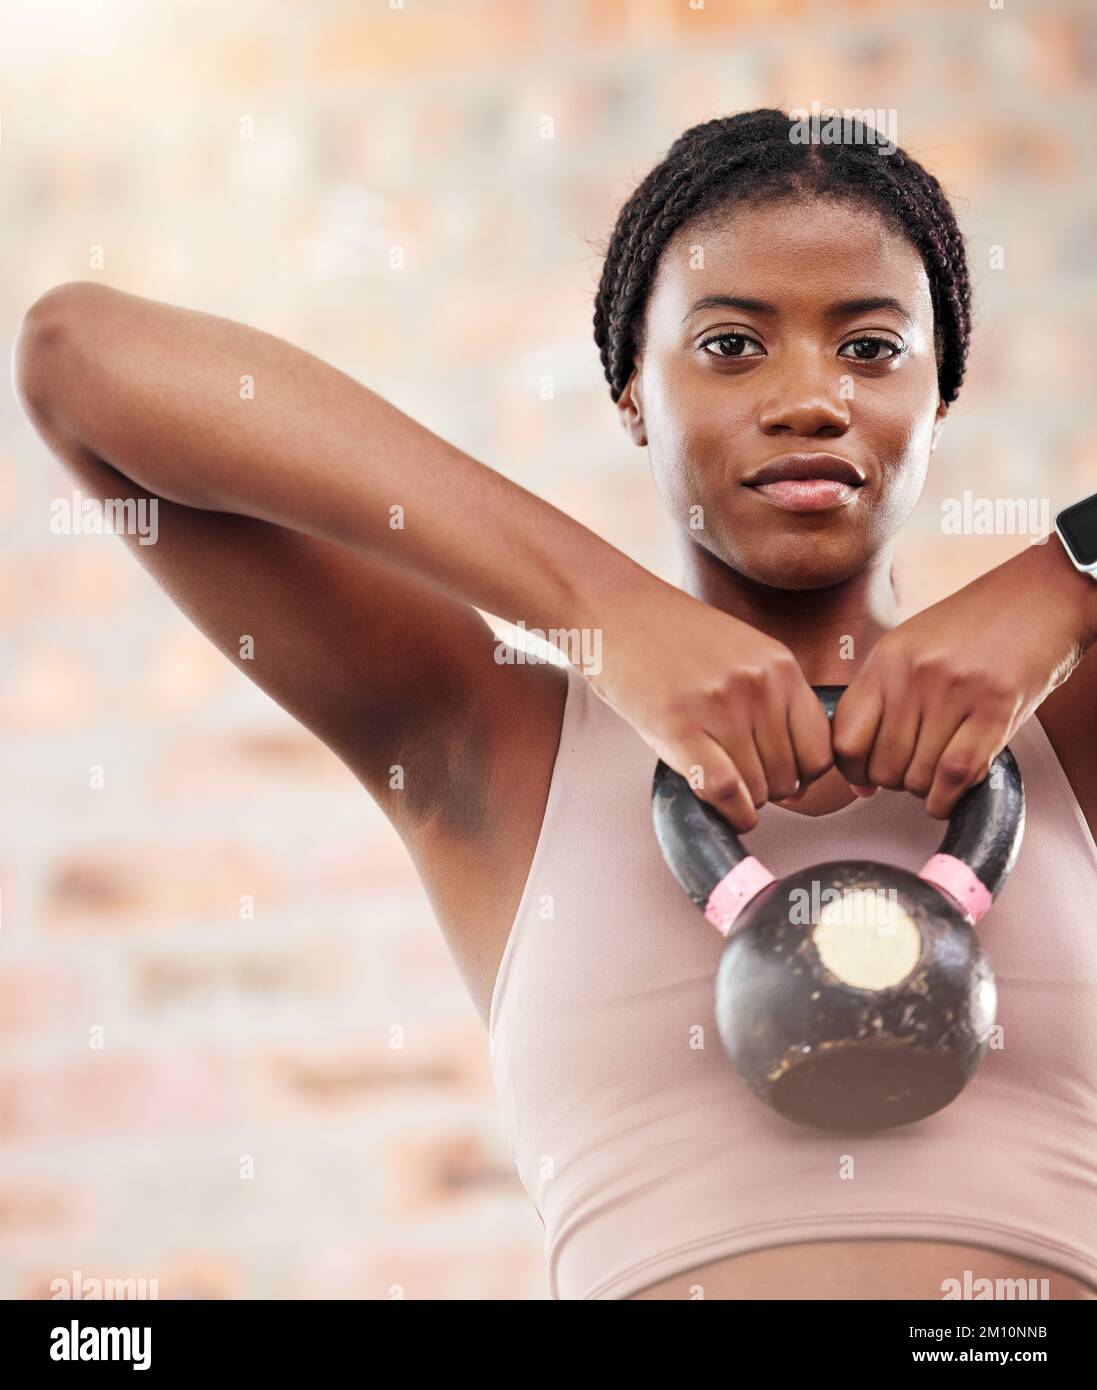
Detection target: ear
<box><xmin>930</xmin><ymin>397</ymin><xmax>948</xmax><ymax>453</ymax></box>
<box><xmin>616</xmin><ymin>366</ymin><xmax>648</xmax><ymax>447</ymax></box>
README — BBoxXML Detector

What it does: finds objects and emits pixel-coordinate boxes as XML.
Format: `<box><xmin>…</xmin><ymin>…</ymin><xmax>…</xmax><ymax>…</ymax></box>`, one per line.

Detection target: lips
<box><xmin>749</xmin><ymin>478</ymin><xmax>860</xmax><ymax>512</ymax></box>
<box><xmin>742</xmin><ymin>453</ymin><xmax>866</xmax><ymax>513</ymax></box>
<box><xmin>744</xmin><ymin>453</ymin><xmax>865</xmax><ymax>487</ymax></box>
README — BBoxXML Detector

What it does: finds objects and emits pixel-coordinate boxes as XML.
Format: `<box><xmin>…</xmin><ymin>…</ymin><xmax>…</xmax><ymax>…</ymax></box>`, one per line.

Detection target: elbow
<box><xmin>12</xmin><ymin>281</ymin><xmax>103</xmax><ymax>428</ymax></box>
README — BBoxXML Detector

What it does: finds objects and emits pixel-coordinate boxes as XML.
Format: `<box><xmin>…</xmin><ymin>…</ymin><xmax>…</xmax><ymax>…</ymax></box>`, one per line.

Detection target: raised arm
<box><xmin>14</xmin><ymin>281</ymin><xmax>646</xmax><ymax>634</ymax></box>
<box><xmin>12</xmin><ymin>280</ymin><xmax>834</xmax><ymax>844</ymax></box>
<box><xmin>11</xmin><ymin>281</ymin><xmax>658</xmax><ymax>834</ymax></box>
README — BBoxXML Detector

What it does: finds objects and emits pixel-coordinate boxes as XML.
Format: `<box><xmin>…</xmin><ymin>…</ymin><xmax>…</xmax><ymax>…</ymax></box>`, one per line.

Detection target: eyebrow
<box><xmin>682</xmin><ymin>294</ymin><xmax>914</xmax><ymax>328</ymax></box>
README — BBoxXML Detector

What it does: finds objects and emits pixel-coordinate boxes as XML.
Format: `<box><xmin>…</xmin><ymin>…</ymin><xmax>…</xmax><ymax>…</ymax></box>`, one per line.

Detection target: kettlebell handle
<box><xmin>652</xmin><ymin>684</ymin><xmax>1025</xmax><ymax>932</ymax></box>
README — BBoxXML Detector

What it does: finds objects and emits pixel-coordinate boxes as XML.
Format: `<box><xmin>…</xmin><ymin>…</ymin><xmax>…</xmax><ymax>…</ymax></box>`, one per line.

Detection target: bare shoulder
<box><xmin>1034</xmin><ymin>641</ymin><xmax>1097</xmax><ymax>843</ymax></box>
<box><xmin>395</xmin><ymin>653</ymin><xmax>570</xmax><ymax>1027</ymax></box>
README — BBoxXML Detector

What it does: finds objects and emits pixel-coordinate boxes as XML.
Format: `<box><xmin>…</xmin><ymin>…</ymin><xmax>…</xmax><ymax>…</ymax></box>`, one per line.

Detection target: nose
<box><xmin>757</xmin><ymin>350</ymin><xmax>852</xmax><ymax>437</ymax></box>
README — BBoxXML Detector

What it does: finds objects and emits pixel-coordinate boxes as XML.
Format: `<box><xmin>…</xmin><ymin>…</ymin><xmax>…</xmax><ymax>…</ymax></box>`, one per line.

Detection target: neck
<box><xmin>678</xmin><ymin>538</ymin><xmax>901</xmax><ymax>685</ymax></box>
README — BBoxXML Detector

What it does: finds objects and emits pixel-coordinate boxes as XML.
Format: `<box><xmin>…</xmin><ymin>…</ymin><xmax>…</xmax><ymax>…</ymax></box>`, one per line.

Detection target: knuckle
<box><xmin>983</xmin><ymin>678</ymin><xmax>1013</xmax><ymax>708</ymax></box>
<box><xmin>661</xmin><ymin>693</ymin><xmax>694</xmax><ymax>727</ymax></box>
<box><xmin>830</xmin><ymin>732</ymin><xmax>861</xmax><ymax>763</ymax></box>
<box><xmin>802</xmin><ymin>748</ymin><xmax>835</xmax><ymax>778</ymax></box>
<box><xmin>708</xmin><ymin>776</ymin><xmax>744</xmax><ymax>803</ymax></box>
<box><xmin>735</xmin><ymin>665</ymin><xmax>768</xmax><ymax>697</ymax></box>
<box><xmin>967</xmin><ymin>665</ymin><xmax>1003</xmax><ymax>693</ymax></box>
<box><xmin>945</xmin><ymin>667</ymin><xmax>978</xmax><ymax>694</ymax></box>
<box><xmin>910</xmin><ymin>650</ymin><xmax>947</xmax><ymax>680</ymax></box>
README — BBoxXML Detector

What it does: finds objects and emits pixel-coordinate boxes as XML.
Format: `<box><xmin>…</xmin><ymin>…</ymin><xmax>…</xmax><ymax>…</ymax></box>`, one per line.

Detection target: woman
<box><xmin>14</xmin><ymin>109</ymin><xmax>1097</xmax><ymax>1300</ymax></box>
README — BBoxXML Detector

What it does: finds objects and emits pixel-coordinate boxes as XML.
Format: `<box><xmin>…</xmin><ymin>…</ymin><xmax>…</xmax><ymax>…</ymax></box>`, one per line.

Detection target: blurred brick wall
<box><xmin>1</xmin><ymin>0</ymin><xmax>1094</xmax><ymax>1299</ymax></box>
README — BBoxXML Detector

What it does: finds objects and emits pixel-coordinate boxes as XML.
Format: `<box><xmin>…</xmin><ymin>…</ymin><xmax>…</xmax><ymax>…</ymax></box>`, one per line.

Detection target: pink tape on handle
<box><xmin>704</xmin><ymin>857</ymin><xmax>777</xmax><ymax>937</ymax></box>
<box><xmin>918</xmin><ymin>853</ymin><xmax>994</xmax><ymax>925</ymax></box>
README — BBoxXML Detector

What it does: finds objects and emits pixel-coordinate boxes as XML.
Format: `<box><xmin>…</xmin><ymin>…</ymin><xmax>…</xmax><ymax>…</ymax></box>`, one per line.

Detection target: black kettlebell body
<box><xmin>715</xmin><ymin>861</ymin><xmax>997</xmax><ymax>1132</ymax></box>
<box><xmin>652</xmin><ymin>686</ymin><xmax>1024</xmax><ymax>1133</ymax></box>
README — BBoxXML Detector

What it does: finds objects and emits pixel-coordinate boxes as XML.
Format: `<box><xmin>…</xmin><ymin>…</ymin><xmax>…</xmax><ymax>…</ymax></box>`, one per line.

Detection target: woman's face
<box><xmin>618</xmin><ymin>197</ymin><xmax>948</xmax><ymax>590</ymax></box>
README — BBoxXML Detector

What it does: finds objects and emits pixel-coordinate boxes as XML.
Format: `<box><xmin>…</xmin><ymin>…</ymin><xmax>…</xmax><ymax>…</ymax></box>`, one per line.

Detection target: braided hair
<box><xmin>593</xmin><ymin>109</ymin><xmax>972</xmax><ymax>408</ymax></box>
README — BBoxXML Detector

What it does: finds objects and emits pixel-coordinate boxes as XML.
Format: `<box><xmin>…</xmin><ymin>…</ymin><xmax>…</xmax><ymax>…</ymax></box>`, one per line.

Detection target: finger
<box><xmin>925</xmin><ymin>718</ymin><xmax>998</xmax><ymax>820</ymax></box>
<box><xmin>677</xmin><ymin>734</ymin><xmax>760</xmax><ymax>833</ymax></box>
<box><xmin>786</xmin><ymin>680</ymin><xmax>836</xmax><ymax>789</ymax></box>
<box><xmin>751</xmin><ymin>702</ymin><xmax>801</xmax><ymax>803</ymax></box>
<box><xmin>703</xmin><ymin>713</ymin><xmax>770</xmax><ymax>809</ymax></box>
<box><xmin>831</xmin><ymin>683</ymin><xmax>884</xmax><ymax>789</ymax></box>
<box><xmin>903</xmin><ymin>702</ymin><xmax>969</xmax><ymax>802</ymax></box>
<box><xmin>866</xmin><ymin>693</ymin><xmax>923</xmax><ymax>790</ymax></box>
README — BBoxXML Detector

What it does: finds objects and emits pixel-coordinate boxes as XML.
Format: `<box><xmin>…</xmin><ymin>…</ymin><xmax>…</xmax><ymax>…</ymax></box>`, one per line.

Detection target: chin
<box><xmin>733</xmin><ymin>552</ymin><xmax>866</xmax><ymax>593</ymax></box>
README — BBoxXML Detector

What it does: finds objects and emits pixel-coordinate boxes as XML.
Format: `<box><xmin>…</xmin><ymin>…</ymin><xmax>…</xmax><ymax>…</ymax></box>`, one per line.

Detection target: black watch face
<box><xmin>1057</xmin><ymin>497</ymin><xmax>1097</xmax><ymax>567</ymax></box>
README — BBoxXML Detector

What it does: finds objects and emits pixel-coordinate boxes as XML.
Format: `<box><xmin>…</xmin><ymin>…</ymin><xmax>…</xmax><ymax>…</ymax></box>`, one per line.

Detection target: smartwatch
<box><xmin>1054</xmin><ymin>492</ymin><xmax>1097</xmax><ymax>580</ymax></box>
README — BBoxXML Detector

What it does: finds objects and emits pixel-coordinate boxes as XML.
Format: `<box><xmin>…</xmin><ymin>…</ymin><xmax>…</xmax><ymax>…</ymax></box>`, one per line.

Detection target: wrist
<box><xmin>560</xmin><ymin>540</ymin><xmax>660</xmax><ymax>627</ymax></box>
<box><xmin>1020</xmin><ymin>532</ymin><xmax>1097</xmax><ymax>650</ymax></box>
<box><xmin>560</xmin><ymin>550</ymin><xmax>680</xmax><ymax>683</ymax></box>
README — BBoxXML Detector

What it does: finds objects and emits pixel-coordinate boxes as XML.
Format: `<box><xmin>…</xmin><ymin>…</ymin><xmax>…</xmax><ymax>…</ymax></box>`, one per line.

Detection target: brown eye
<box><xmin>699</xmin><ymin>333</ymin><xmax>764</xmax><ymax>359</ymax></box>
<box><xmin>840</xmin><ymin>336</ymin><xmax>903</xmax><ymax>361</ymax></box>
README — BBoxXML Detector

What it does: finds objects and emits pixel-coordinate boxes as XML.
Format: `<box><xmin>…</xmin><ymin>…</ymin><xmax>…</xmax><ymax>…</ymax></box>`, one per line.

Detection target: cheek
<box><xmin>644</xmin><ymin>356</ymin><xmax>750</xmax><ymax>475</ymax></box>
<box><xmin>863</xmin><ymin>389</ymin><xmax>938</xmax><ymax>514</ymax></box>
<box><xmin>649</xmin><ymin>443</ymin><xmax>703</xmax><ymax>522</ymax></box>
<box><xmin>870</xmin><ymin>440</ymin><xmax>931</xmax><ymax>537</ymax></box>
<box><xmin>645</xmin><ymin>400</ymin><xmax>729</xmax><ymax>518</ymax></box>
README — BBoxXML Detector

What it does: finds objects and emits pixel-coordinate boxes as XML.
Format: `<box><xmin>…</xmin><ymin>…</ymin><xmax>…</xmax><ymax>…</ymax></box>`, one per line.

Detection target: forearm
<box><xmin>1010</xmin><ymin>529</ymin><xmax>1097</xmax><ymax>654</ymax></box>
<box><xmin>14</xmin><ymin>281</ymin><xmax>660</xmax><ymax>636</ymax></box>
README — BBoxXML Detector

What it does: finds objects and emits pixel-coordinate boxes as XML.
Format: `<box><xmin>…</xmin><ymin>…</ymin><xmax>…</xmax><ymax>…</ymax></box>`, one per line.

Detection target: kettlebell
<box><xmin>651</xmin><ymin>686</ymin><xmax>1025</xmax><ymax>1133</ymax></box>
